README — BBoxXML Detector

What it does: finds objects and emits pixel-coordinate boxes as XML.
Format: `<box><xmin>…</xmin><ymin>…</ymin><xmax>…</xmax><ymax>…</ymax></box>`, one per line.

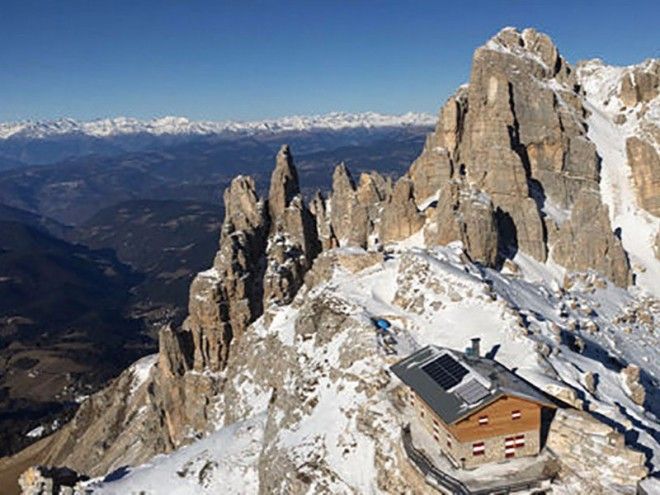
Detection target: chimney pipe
<box><xmin>471</xmin><ymin>337</ymin><xmax>481</xmax><ymax>357</ymax></box>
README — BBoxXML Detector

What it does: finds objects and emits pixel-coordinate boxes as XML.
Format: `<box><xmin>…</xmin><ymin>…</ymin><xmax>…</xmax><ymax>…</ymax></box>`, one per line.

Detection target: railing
<box><xmin>401</xmin><ymin>425</ymin><xmax>471</xmax><ymax>494</ymax></box>
<box><xmin>401</xmin><ymin>425</ymin><xmax>553</xmax><ymax>495</ymax></box>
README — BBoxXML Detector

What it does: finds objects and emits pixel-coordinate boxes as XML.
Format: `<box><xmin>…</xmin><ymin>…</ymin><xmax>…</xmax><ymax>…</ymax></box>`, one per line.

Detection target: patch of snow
<box><xmin>129</xmin><ymin>354</ymin><xmax>158</xmax><ymax>395</ymax></box>
<box><xmin>88</xmin><ymin>414</ymin><xmax>266</xmax><ymax>495</ymax></box>
<box><xmin>26</xmin><ymin>425</ymin><xmax>45</xmax><ymax>439</ymax></box>
<box><xmin>417</xmin><ymin>191</ymin><xmax>440</xmax><ymax>210</ymax></box>
<box><xmin>541</xmin><ymin>198</ymin><xmax>571</xmax><ymax>226</ymax></box>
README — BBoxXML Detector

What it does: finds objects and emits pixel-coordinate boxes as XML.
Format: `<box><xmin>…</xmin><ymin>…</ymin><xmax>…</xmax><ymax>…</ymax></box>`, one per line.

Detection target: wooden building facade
<box><xmin>391</xmin><ymin>344</ymin><xmax>555</xmax><ymax>469</ymax></box>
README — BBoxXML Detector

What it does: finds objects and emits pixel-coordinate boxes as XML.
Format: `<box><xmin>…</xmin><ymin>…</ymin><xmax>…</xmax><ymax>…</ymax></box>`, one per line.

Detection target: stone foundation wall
<box><xmin>457</xmin><ymin>428</ymin><xmax>540</xmax><ymax>469</ymax></box>
<box><xmin>406</xmin><ymin>388</ymin><xmax>461</xmax><ymax>466</ymax></box>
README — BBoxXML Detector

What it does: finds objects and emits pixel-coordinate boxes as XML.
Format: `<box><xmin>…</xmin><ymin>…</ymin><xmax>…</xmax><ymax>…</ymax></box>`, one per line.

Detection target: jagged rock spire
<box><xmin>329</xmin><ymin>163</ymin><xmax>369</xmax><ymax>247</ymax></box>
<box><xmin>264</xmin><ymin>146</ymin><xmax>321</xmax><ymax>305</ymax></box>
<box><xmin>268</xmin><ymin>144</ymin><xmax>300</xmax><ymax>221</ymax></box>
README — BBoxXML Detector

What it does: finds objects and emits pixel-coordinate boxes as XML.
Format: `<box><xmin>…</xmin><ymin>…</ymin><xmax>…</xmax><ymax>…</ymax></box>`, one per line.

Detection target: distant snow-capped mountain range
<box><xmin>0</xmin><ymin>112</ymin><xmax>435</xmax><ymax>140</ymax></box>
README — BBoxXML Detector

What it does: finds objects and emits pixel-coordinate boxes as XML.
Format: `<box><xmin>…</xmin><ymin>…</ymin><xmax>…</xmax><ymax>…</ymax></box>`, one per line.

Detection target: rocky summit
<box><xmin>2</xmin><ymin>27</ymin><xmax>659</xmax><ymax>495</ymax></box>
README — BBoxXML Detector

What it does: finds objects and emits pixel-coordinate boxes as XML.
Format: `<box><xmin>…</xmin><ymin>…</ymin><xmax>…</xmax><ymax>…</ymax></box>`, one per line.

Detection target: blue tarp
<box><xmin>374</xmin><ymin>318</ymin><xmax>391</xmax><ymax>331</ymax></box>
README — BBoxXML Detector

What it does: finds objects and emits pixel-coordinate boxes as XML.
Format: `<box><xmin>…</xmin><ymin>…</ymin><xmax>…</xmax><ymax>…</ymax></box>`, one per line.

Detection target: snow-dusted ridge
<box><xmin>85</xmin><ymin>241</ymin><xmax>659</xmax><ymax>494</ymax></box>
<box><xmin>0</xmin><ymin>111</ymin><xmax>436</xmax><ymax>140</ymax></box>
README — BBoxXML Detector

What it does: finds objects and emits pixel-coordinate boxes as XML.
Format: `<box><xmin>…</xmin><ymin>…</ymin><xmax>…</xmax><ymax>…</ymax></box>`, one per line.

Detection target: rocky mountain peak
<box><xmin>268</xmin><ymin>144</ymin><xmax>300</xmax><ymax>221</ymax></box>
<box><xmin>410</xmin><ymin>26</ymin><xmax>632</xmax><ymax>285</ymax></box>
<box><xmin>332</xmin><ymin>162</ymin><xmax>356</xmax><ymax>192</ymax></box>
<box><xmin>484</xmin><ymin>27</ymin><xmax>562</xmax><ymax>78</ymax></box>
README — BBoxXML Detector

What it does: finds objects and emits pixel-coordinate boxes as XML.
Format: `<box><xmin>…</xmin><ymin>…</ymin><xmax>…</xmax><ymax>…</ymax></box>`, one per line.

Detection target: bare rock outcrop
<box><xmin>328</xmin><ymin>164</ymin><xmax>392</xmax><ymax>248</ymax></box>
<box><xmin>546</xmin><ymin>408</ymin><xmax>647</xmax><ymax>491</ymax></box>
<box><xmin>553</xmin><ymin>189</ymin><xmax>631</xmax><ymax>287</ymax></box>
<box><xmin>457</xmin><ymin>28</ymin><xmax>557</xmax><ymax>261</ymax></box>
<box><xmin>18</xmin><ymin>466</ymin><xmax>86</xmax><ymax>495</ymax></box>
<box><xmin>304</xmin><ymin>248</ymin><xmax>384</xmax><ymax>290</ymax></box>
<box><xmin>408</xmin><ymin>92</ymin><xmax>464</xmax><ymax>205</ymax></box>
<box><xmin>619</xmin><ymin>59</ymin><xmax>660</xmax><ymax>107</ymax></box>
<box><xmin>268</xmin><ymin>144</ymin><xmax>299</xmax><ymax>220</ymax></box>
<box><xmin>309</xmin><ymin>191</ymin><xmax>337</xmax><ymax>250</ymax></box>
<box><xmin>621</xmin><ymin>364</ymin><xmax>646</xmax><ymax>406</ymax></box>
<box><xmin>626</xmin><ymin>136</ymin><xmax>660</xmax><ymax>216</ymax></box>
<box><xmin>424</xmin><ymin>181</ymin><xmax>499</xmax><ymax>265</ymax></box>
<box><xmin>329</xmin><ymin>163</ymin><xmax>370</xmax><ymax>247</ymax></box>
<box><xmin>379</xmin><ymin>177</ymin><xmax>424</xmax><ymax>243</ymax></box>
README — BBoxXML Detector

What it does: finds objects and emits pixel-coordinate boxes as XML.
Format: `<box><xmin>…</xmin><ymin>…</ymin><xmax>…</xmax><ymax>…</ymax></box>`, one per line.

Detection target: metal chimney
<box><xmin>470</xmin><ymin>337</ymin><xmax>481</xmax><ymax>357</ymax></box>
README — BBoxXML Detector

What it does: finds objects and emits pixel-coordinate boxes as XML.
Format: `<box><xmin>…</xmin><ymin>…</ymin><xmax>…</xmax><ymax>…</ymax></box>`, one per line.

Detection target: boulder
<box><xmin>621</xmin><ymin>364</ymin><xmax>646</xmax><ymax>406</ymax></box>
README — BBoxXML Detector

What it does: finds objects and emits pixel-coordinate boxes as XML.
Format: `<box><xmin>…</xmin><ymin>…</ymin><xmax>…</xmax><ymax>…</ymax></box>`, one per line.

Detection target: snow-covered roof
<box><xmin>390</xmin><ymin>345</ymin><xmax>556</xmax><ymax>424</ymax></box>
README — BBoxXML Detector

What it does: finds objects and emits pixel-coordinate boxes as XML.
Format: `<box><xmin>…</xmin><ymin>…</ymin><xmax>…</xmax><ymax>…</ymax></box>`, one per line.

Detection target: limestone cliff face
<box><xmin>328</xmin><ymin>164</ymin><xmax>371</xmax><ymax>248</ymax></box>
<box><xmin>309</xmin><ymin>191</ymin><xmax>337</xmax><ymax>251</ymax></box>
<box><xmin>619</xmin><ymin>60</ymin><xmax>660</xmax><ymax>108</ymax></box>
<box><xmin>379</xmin><ymin>177</ymin><xmax>424</xmax><ymax>244</ymax></box>
<box><xmin>553</xmin><ymin>189</ymin><xmax>631</xmax><ymax>287</ymax></box>
<box><xmin>626</xmin><ymin>137</ymin><xmax>660</xmax><ymax>216</ymax></box>
<box><xmin>424</xmin><ymin>180</ymin><xmax>499</xmax><ymax>266</ymax></box>
<box><xmin>411</xmin><ymin>27</ymin><xmax>630</xmax><ymax>285</ymax></box>
<box><xmin>609</xmin><ymin>59</ymin><xmax>660</xmax><ymax>218</ymax></box>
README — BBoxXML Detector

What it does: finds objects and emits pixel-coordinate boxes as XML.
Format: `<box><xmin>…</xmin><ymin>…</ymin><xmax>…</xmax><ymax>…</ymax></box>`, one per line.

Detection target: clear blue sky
<box><xmin>1</xmin><ymin>0</ymin><xmax>658</xmax><ymax>122</ymax></box>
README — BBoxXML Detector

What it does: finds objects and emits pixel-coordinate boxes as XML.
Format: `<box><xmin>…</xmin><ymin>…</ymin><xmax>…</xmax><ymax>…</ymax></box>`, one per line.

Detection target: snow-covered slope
<box><xmin>87</xmin><ymin>241</ymin><xmax>658</xmax><ymax>494</ymax></box>
<box><xmin>91</xmin><ymin>414</ymin><xmax>265</xmax><ymax>495</ymax></box>
<box><xmin>577</xmin><ymin>60</ymin><xmax>660</xmax><ymax>298</ymax></box>
<box><xmin>0</xmin><ymin>112</ymin><xmax>435</xmax><ymax>140</ymax></box>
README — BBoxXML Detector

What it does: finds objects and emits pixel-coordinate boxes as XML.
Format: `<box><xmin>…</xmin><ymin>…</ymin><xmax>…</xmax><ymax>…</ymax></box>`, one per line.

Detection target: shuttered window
<box><xmin>472</xmin><ymin>442</ymin><xmax>485</xmax><ymax>456</ymax></box>
<box><xmin>478</xmin><ymin>415</ymin><xmax>489</xmax><ymax>425</ymax></box>
<box><xmin>514</xmin><ymin>434</ymin><xmax>525</xmax><ymax>447</ymax></box>
<box><xmin>505</xmin><ymin>434</ymin><xmax>525</xmax><ymax>456</ymax></box>
<box><xmin>511</xmin><ymin>410</ymin><xmax>522</xmax><ymax>420</ymax></box>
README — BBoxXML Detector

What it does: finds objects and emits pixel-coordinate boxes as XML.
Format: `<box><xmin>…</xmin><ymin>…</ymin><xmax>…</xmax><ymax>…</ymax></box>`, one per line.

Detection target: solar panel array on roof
<box><xmin>421</xmin><ymin>353</ymin><xmax>469</xmax><ymax>390</ymax></box>
<box><xmin>455</xmin><ymin>379</ymin><xmax>490</xmax><ymax>404</ymax></box>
